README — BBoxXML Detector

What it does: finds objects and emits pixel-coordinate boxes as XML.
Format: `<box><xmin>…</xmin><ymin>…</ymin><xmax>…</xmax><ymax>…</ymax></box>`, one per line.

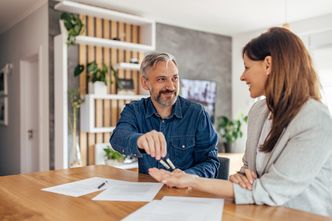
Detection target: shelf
<box><xmin>55</xmin><ymin>0</ymin><xmax>155</xmax><ymax>51</ymax></box>
<box><xmin>75</xmin><ymin>36</ymin><xmax>154</xmax><ymax>52</ymax></box>
<box><xmin>55</xmin><ymin>1</ymin><xmax>153</xmax><ymax>25</ymax></box>
<box><xmin>80</xmin><ymin>94</ymin><xmax>148</xmax><ymax>133</ymax></box>
<box><xmin>84</xmin><ymin>94</ymin><xmax>147</xmax><ymax>100</ymax></box>
<box><xmin>114</xmin><ymin>62</ymin><xmax>140</xmax><ymax>71</ymax></box>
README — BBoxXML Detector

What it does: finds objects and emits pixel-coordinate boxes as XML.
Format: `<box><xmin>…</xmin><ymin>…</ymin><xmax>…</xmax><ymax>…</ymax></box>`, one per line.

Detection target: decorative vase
<box><xmin>68</xmin><ymin>98</ymin><xmax>82</xmax><ymax>168</ymax></box>
<box><xmin>69</xmin><ymin>139</ymin><xmax>82</xmax><ymax>168</ymax></box>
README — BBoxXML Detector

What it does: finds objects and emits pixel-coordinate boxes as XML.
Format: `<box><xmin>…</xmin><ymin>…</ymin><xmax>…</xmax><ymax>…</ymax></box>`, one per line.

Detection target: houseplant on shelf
<box><xmin>103</xmin><ymin>145</ymin><xmax>125</xmax><ymax>166</ymax></box>
<box><xmin>87</xmin><ymin>61</ymin><xmax>109</xmax><ymax>94</ymax></box>
<box><xmin>60</xmin><ymin>12</ymin><xmax>84</xmax><ymax>45</ymax></box>
<box><xmin>216</xmin><ymin>114</ymin><xmax>248</xmax><ymax>153</ymax></box>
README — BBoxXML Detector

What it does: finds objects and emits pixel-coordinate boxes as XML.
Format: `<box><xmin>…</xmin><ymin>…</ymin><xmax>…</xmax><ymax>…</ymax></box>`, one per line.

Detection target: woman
<box><xmin>149</xmin><ymin>27</ymin><xmax>332</xmax><ymax>216</ymax></box>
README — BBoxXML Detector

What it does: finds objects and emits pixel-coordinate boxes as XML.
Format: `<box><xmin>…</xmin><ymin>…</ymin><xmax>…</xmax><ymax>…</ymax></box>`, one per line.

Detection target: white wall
<box><xmin>232</xmin><ymin>13</ymin><xmax>332</xmax><ymax>153</ymax></box>
<box><xmin>0</xmin><ymin>3</ymin><xmax>48</xmax><ymax>175</ymax></box>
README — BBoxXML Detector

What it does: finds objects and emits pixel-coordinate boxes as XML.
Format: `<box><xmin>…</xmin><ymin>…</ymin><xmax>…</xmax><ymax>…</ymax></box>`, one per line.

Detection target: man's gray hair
<box><xmin>140</xmin><ymin>52</ymin><xmax>177</xmax><ymax>77</ymax></box>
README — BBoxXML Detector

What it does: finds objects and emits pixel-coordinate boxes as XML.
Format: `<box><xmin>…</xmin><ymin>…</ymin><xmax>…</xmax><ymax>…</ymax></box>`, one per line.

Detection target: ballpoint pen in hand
<box><xmin>159</xmin><ymin>158</ymin><xmax>176</xmax><ymax>171</ymax></box>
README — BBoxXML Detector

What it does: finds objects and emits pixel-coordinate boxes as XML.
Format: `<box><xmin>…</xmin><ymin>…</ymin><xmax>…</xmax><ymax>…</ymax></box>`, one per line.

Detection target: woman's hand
<box><xmin>148</xmin><ymin>168</ymin><xmax>171</xmax><ymax>182</ymax></box>
<box><xmin>149</xmin><ymin>168</ymin><xmax>197</xmax><ymax>189</ymax></box>
<box><xmin>229</xmin><ymin>169</ymin><xmax>257</xmax><ymax>190</ymax></box>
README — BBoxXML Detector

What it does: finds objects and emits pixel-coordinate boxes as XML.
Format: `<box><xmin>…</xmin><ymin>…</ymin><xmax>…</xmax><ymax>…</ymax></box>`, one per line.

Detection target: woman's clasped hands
<box><xmin>229</xmin><ymin>169</ymin><xmax>257</xmax><ymax>190</ymax></box>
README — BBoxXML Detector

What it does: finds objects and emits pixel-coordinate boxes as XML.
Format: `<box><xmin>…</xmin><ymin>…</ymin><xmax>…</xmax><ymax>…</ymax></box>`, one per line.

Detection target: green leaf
<box><xmin>103</xmin><ymin>145</ymin><xmax>124</xmax><ymax>160</ymax></box>
<box><xmin>60</xmin><ymin>12</ymin><xmax>84</xmax><ymax>45</ymax></box>
<box><xmin>74</xmin><ymin>64</ymin><xmax>84</xmax><ymax>76</ymax></box>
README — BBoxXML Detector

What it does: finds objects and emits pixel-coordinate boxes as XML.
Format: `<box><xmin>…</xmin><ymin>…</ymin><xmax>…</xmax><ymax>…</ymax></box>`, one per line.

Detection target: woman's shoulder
<box><xmin>291</xmin><ymin>98</ymin><xmax>332</xmax><ymax>130</ymax></box>
<box><xmin>299</xmin><ymin>99</ymin><xmax>330</xmax><ymax>118</ymax></box>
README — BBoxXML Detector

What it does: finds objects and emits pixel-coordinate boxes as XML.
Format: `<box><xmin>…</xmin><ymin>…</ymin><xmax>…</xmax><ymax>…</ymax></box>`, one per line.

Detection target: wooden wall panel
<box><xmin>78</xmin><ymin>15</ymin><xmax>143</xmax><ymax>166</ymax></box>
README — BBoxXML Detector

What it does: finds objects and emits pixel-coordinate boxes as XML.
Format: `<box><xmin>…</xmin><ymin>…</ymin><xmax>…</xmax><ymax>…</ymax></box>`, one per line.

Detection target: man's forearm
<box><xmin>110</xmin><ymin>129</ymin><xmax>142</xmax><ymax>156</ymax></box>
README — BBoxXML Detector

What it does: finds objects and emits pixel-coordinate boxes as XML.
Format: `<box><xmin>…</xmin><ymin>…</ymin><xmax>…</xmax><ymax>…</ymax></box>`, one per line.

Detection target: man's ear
<box><xmin>264</xmin><ymin>56</ymin><xmax>272</xmax><ymax>74</ymax></box>
<box><xmin>140</xmin><ymin>75</ymin><xmax>149</xmax><ymax>90</ymax></box>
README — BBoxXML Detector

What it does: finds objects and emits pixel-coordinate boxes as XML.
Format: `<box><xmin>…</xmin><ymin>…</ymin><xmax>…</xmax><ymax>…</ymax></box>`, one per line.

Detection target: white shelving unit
<box><xmin>114</xmin><ymin>62</ymin><xmax>140</xmax><ymax>71</ymax></box>
<box><xmin>75</xmin><ymin>36</ymin><xmax>153</xmax><ymax>52</ymax></box>
<box><xmin>54</xmin><ymin>1</ymin><xmax>155</xmax><ymax>169</ymax></box>
<box><xmin>80</xmin><ymin>94</ymin><xmax>147</xmax><ymax>133</ymax></box>
<box><xmin>55</xmin><ymin>0</ymin><xmax>155</xmax><ymax>52</ymax></box>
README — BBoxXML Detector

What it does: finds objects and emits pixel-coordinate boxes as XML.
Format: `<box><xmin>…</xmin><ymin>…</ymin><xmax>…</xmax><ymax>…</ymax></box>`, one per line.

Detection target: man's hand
<box><xmin>229</xmin><ymin>169</ymin><xmax>257</xmax><ymax>190</ymax></box>
<box><xmin>137</xmin><ymin>130</ymin><xmax>167</xmax><ymax>160</ymax></box>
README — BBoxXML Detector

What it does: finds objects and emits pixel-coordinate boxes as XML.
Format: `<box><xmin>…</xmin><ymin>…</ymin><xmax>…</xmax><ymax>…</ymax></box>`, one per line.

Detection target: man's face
<box><xmin>142</xmin><ymin>61</ymin><xmax>179</xmax><ymax>108</ymax></box>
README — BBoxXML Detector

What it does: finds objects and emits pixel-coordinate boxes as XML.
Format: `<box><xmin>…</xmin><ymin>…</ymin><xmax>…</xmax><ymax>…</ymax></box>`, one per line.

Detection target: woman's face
<box><xmin>240</xmin><ymin>53</ymin><xmax>270</xmax><ymax>98</ymax></box>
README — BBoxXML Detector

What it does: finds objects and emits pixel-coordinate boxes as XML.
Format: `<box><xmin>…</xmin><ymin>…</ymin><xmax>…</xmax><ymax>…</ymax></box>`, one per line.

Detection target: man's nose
<box><xmin>165</xmin><ymin>79</ymin><xmax>175</xmax><ymax>90</ymax></box>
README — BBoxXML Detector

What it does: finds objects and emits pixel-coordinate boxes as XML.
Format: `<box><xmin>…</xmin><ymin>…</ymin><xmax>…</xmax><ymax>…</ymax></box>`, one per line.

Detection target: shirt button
<box><xmin>182</xmin><ymin>145</ymin><xmax>185</xmax><ymax>148</ymax></box>
<box><xmin>162</xmin><ymin>120</ymin><xmax>165</xmax><ymax>123</ymax></box>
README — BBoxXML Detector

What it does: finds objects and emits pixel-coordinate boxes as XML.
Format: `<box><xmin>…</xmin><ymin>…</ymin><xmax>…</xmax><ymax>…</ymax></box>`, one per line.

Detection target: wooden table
<box><xmin>0</xmin><ymin>165</ymin><xmax>330</xmax><ymax>221</ymax></box>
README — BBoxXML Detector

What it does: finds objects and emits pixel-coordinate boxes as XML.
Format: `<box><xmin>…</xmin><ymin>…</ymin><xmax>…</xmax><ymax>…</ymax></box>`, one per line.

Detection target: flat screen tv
<box><xmin>181</xmin><ymin>79</ymin><xmax>217</xmax><ymax>123</ymax></box>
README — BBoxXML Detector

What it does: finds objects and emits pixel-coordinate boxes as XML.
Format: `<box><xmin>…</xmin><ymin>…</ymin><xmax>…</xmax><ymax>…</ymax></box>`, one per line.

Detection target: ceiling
<box><xmin>1</xmin><ymin>0</ymin><xmax>332</xmax><ymax>36</ymax></box>
<box><xmin>0</xmin><ymin>0</ymin><xmax>46</xmax><ymax>34</ymax></box>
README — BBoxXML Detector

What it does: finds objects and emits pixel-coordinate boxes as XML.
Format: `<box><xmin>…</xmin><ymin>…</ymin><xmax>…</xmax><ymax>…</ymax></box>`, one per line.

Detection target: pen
<box><xmin>159</xmin><ymin>158</ymin><xmax>176</xmax><ymax>171</ymax></box>
<box><xmin>97</xmin><ymin>180</ymin><xmax>108</xmax><ymax>189</ymax></box>
<box><xmin>165</xmin><ymin>158</ymin><xmax>176</xmax><ymax>170</ymax></box>
<box><xmin>159</xmin><ymin>159</ymin><xmax>170</xmax><ymax>170</ymax></box>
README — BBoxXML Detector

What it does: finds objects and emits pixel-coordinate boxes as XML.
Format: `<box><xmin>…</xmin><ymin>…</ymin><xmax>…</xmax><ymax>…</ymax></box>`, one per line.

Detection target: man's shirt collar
<box><xmin>145</xmin><ymin>97</ymin><xmax>183</xmax><ymax>119</ymax></box>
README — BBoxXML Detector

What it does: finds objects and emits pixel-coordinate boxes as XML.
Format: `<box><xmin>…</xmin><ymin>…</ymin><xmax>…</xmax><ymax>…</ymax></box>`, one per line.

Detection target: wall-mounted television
<box><xmin>181</xmin><ymin>79</ymin><xmax>217</xmax><ymax>123</ymax></box>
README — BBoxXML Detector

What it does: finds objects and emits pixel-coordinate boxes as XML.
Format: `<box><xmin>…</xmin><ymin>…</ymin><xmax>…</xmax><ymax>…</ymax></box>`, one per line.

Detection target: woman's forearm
<box><xmin>190</xmin><ymin>176</ymin><xmax>235</xmax><ymax>199</ymax></box>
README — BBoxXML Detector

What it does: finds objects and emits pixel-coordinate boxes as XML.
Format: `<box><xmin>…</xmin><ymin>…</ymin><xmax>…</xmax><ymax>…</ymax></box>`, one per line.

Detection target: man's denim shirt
<box><xmin>109</xmin><ymin>96</ymin><xmax>219</xmax><ymax>178</ymax></box>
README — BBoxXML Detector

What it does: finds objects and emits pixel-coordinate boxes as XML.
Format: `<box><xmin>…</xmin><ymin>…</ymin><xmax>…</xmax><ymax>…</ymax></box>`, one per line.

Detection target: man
<box><xmin>109</xmin><ymin>52</ymin><xmax>219</xmax><ymax>177</ymax></box>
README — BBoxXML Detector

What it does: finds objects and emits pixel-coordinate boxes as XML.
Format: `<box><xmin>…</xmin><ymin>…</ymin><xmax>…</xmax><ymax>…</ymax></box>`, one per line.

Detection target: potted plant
<box><xmin>60</xmin><ymin>12</ymin><xmax>84</xmax><ymax>45</ymax></box>
<box><xmin>86</xmin><ymin>61</ymin><xmax>109</xmax><ymax>94</ymax></box>
<box><xmin>103</xmin><ymin>145</ymin><xmax>125</xmax><ymax>166</ymax></box>
<box><xmin>216</xmin><ymin>114</ymin><xmax>248</xmax><ymax>152</ymax></box>
<box><xmin>75</xmin><ymin>62</ymin><xmax>118</xmax><ymax>94</ymax></box>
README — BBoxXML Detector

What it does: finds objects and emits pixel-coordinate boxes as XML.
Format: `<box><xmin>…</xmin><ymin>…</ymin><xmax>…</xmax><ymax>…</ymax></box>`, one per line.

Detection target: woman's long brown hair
<box><xmin>243</xmin><ymin>27</ymin><xmax>321</xmax><ymax>152</ymax></box>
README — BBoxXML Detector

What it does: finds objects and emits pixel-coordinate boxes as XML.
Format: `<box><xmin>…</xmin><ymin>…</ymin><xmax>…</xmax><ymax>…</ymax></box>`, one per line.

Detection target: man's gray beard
<box><xmin>155</xmin><ymin>92</ymin><xmax>178</xmax><ymax>107</ymax></box>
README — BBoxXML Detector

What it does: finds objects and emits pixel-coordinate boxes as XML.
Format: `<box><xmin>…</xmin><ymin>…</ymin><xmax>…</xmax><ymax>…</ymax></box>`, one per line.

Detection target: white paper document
<box><xmin>122</xmin><ymin>196</ymin><xmax>224</xmax><ymax>221</ymax></box>
<box><xmin>42</xmin><ymin>177</ymin><xmax>110</xmax><ymax>197</ymax></box>
<box><xmin>92</xmin><ymin>181</ymin><xmax>163</xmax><ymax>202</ymax></box>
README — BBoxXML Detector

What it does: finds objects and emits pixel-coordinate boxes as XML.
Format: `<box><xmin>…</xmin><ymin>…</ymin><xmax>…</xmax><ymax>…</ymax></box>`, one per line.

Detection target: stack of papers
<box><xmin>122</xmin><ymin>196</ymin><xmax>224</xmax><ymax>221</ymax></box>
<box><xmin>42</xmin><ymin>177</ymin><xmax>224</xmax><ymax>221</ymax></box>
<box><xmin>42</xmin><ymin>177</ymin><xmax>163</xmax><ymax>201</ymax></box>
<box><xmin>92</xmin><ymin>181</ymin><xmax>163</xmax><ymax>201</ymax></box>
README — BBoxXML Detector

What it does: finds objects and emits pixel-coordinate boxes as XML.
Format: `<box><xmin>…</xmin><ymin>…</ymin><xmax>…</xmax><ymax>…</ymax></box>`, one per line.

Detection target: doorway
<box><xmin>20</xmin><ymin>52</ymin><xmax>40</xmax><ymax>173</ymax></box>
